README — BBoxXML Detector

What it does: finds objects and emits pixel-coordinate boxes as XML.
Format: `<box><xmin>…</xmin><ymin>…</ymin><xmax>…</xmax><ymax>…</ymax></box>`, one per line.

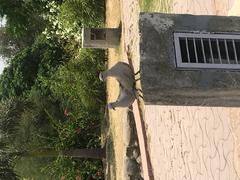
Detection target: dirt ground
<box><xmin>104</xmin><ymin>0</ymin><xmax>144</xmax><ymax>179</ymax></box>
<box><xmin>104</xmin><ymin>0</ymin><xmax>128</xmax><ymax>179</ymax></box>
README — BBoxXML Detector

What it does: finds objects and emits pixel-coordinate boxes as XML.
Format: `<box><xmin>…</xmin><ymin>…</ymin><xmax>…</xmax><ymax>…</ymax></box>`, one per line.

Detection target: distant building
<box><xmin>82</xmin><ymin>28</ymin><xmax>120</xmax><ymax>49</ymax></box>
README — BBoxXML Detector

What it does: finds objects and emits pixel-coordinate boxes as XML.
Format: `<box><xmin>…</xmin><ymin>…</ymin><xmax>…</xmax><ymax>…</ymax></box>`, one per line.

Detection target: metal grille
<box><xmin>174</xmin><ymin>32</ymin><xmax>240</xmax><ymax>69</ymax></box>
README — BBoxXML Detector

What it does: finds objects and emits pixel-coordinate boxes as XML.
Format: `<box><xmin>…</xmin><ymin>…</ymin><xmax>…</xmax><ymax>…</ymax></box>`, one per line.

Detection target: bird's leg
<box><xmin>126</xmin><ymin>45</ymin><xmax>132</xmax><ymax>60</ymax></box>
<box><xmin>135</xmin><ymin>88</ymin><xmax>142</xmax><ymax>93</ymax></box>
<box><xmin>134</xmin><ymin>88</ymin><xmax>144</xmax><ymax>99</ymax></box>
<box><xmin>127</xmin><ymin>107</ymin><xmax>133</xmax><ymax>112</ymax></box>
<box><xmin>138</xmin><ymin>94</ymin><xmax>144</xmax><ymax>99</ymax></box>
<box><xmin>134</xmin><ymin>69</ymin><xmax>141</xmax><ymax>82</ymax></box>
<box><xmin>134</xmin><ymin>70</ymin><xmax>140</xmax><ymax>76</ymax></box>
<box><xmin>128</xmin><ymin>105</ymin><xmax>134</xmax><ymax>113</ymax></box>
<box><xmin>135</xmin><ymin>77</ymin><xmax>141</xmax><ymax>82</ymax></box>
<box><xmin>135</xmin><ymin>92</ymin><xmax>144</xmax><ymax>99</ymax></box>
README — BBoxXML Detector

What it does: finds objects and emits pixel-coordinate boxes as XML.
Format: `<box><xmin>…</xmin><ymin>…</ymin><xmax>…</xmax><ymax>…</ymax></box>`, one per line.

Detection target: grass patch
<box><xmin>140</xmin><ymin>0</ymin><xmax>172</xmax><ymax>12</ymax></box>
<box><xmin>139</xmin><ymin>0</ymin><xmax>153</xmax><ymax>11</ymax></box>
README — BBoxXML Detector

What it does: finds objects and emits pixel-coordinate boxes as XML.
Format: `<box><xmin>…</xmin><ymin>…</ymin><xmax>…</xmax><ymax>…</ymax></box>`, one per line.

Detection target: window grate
<box><xmin>174</xmin><ymin>32</ymin><xmax>240</xmax><ymax>69</ymax></box>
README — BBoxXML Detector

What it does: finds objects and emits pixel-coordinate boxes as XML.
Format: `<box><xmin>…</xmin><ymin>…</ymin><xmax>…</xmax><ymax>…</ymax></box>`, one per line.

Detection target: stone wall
<box><xmin>140</xmin><ymin>13</ymin><xmax>240</xmax><ymax>106</ymax></box>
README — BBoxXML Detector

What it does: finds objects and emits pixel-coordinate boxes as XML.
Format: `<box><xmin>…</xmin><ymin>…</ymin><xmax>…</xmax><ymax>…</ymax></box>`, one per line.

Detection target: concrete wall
<box><xmin>140</xmin><ymin>13</ymin><xmax>240</xmax><ymax>106</ymax></box>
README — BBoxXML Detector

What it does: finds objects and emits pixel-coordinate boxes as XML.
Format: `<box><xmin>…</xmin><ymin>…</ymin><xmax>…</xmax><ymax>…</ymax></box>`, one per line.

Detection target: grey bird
<box><xmin>99</xmin><ymin>61</ymin><xmax>142</xmax><ymax>110</ymax></box>
<box><xmin>99</xmin><ymin>61</ymin><xmax>135</xmax><ymax>90</ymax></box>
<box><xmin>107</xmin><ymin>85</ymin><xmax>136</xmax><ymax>110</ymax></box>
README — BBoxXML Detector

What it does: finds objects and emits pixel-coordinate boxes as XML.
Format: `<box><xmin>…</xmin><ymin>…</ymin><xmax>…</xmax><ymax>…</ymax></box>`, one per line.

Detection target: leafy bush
<box><xmin>40</xmin><ymin>48</ymin><xmax>106</xmax><ymax>179</ymax></box>
<box><xmin>13</xmin><ymin>89</ymin><xmax>60</xmax><ymax>151</ymax></box>
<box><xmin>0</xmin><ymin>35</ymin><xmax>70</xmax><ymax>100</ymax></box>
<box><xmin>43</xmin><ymin>156</ymin><xmax>103</xmax><ymax>180</ymax></box>
<box><xmin>60</xmin><ymin>0</ymin><xmax>105</xmax><ymax>27</ymax></box>
<box><xmin>42</xmin><ymin>49</ymin><xmax>105</xmax><ymax>112</ymax></box>
<box><xmin>43</xmin><ymin>0</ymin><xmax>104</xmax><ymax>43</ymax></box>
<box><xmin>0</xmin><ymin>0</ymin><xmax>57</xmax><ymax>51</ymax></box>
<box><xmin>0</xmin><ymin>0</ymin><xmax>106</xmax><ymax>179</ymax></box>
<box><xmin>15</xmin><ymin>156</ymin><xmax>54</xmax><ymax>180</ymax></box>
<box><xmin>40</xmin><ymin>49</ymin><xmax>105</xmax><ymax>150</ymax></box>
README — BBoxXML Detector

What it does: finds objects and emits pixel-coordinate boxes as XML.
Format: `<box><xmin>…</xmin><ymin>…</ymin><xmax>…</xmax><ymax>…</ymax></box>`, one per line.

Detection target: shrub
<box><xmin>42</xmin><ymin>49</ymin><xmax>105</xmax><ymax>112</ymax></box>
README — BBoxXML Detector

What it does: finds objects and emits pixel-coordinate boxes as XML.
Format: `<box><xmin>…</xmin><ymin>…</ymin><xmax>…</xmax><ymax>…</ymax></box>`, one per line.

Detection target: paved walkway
<box><xmin>172</xmin><ymin>0</ymin><xmax>234</xmax><ymax>15</ymax></box>
<box><xmin>145</xmin><ymin>106</ymin><xmax>240</xmax><ymax>180</ymax></box>
<box><xmin>120</xmin><ymin>0</ymin><xmax>240</xmax><ymax>179</ymax></box>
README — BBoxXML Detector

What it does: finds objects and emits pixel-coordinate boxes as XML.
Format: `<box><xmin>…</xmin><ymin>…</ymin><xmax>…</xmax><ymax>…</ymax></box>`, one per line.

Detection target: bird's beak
<box><xmin>107</xmin><ymin>103</ymin><xmax>116</xmax><ymax>110</ymax></box>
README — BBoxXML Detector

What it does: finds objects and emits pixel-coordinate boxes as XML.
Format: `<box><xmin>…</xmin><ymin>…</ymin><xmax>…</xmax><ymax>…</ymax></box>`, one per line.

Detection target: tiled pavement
<box><xmin>120</xmin><ymin>0</ymin><xmax>240</xmax><ymax>179</ymax></box>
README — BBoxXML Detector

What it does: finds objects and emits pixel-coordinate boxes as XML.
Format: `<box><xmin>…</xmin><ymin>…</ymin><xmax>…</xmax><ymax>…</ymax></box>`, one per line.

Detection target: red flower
<box><xmin>76</xmin><ymin>176</ymin><xmax>81</xmax><ymax>180</ymax></box>
<box><xmin>96</xmin><ymin>171</ymin><xmax>102</xmax><ymax>176</ymax></box>
<box><xmin>75</xmin><ymin>127</ymin><xmax>81</xmax><ymax>134</ymax></box>
<box><xmin>64</xmin><ymin>109</ymin><xmax>69</xmax><ymax>117</ymax></box>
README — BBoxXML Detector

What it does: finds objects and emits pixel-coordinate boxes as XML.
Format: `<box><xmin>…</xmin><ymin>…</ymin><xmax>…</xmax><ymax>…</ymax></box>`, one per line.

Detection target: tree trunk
<box><xmin>62</xmin><ymin>148</ymin><xmax>106</xmax><ymax>159</ymax></box>
<box><xmin>16</xmin><ymin>147</ymin><xmax>106</xmax><ymax>159</ymax></box>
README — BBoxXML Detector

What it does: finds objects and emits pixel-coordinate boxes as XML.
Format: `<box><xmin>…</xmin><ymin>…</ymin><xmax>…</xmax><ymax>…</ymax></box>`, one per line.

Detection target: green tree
<box><xmin>0</xmin><ymin>35</ymin><xmax>69</xmax><ymax>100</ymax></box>
<box><xmin>0</xmin><ymin>0</ymin><xmax>53</xmax><ymax>48</ymax></box>
<box><xmin>0</xmin><ymin>26</ymin><xmax>19</xmax><ymax>59</ymax></box>
<box><xmin>59</xmin><ymin>0</ymin><xmax>105</xmax><ymax>27</ymax></box>
<box><xmin>0</xmin><ymin>152</ymin><xmax>19</xmax><ymax>180</ymax></box>
<box><xmin>0</xmin><ymin>97</ymin><xmax>105</xmax><ymax>179</ymax></box>
<box><xmin>0</xmin><ymin>0</ymin><xmax>106</xmax><ymax>178</ymax></box>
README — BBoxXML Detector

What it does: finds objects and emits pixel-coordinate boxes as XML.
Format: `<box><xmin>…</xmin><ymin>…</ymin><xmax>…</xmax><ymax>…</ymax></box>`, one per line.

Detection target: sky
<box><xmin>0</xmin><ymin>16</ymin><xmax>6</xmax><ymax>26</ymax></box>
<box><xmin>0</xmin><ymin>16</ymin><xmax>7</xmax><ymax>74</ymax></box>
<box><xmin>0</xmin><ymin>58</ymin><xmax>6</xmax><ymax>74</ymax></box>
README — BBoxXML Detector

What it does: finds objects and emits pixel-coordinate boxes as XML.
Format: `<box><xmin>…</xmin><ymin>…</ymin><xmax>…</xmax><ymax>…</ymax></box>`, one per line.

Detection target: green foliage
<box><xmin>46</xmin><ymin>107</ymin><xmax>102</xmax><ymax>151</ymax></box>
<box><xmin>0</xmin><ymin>0</ymin><xmax>64</xmax><ymax>59</ymax></box>
<box><xmin>0</xmin><ymin>151</ymin><xmax>19</xmax><ymax>180</ymax></box>
<box><xmin>0</xmin><ymin>95</ymin><xmax>59</xmax><ymax>151</ymax></box>
<box><xmin>43</xmin><ymin>0</ymin><xmax>104</xmax><ymax>44</ymax></box>
<box><xmin>0</xmin><ymin>26</ymin><xmax>20</xmax><ymax>59</ymax></box>
<box><xmin>42</xmin><ymin>156</ymin><xmax>79</xmax><ymax>180</ymax></box>
<box><xmin>0</xmin><ymin>0</ymin><xmax>106</xmax><ymax>179</ymax></box>
<box><xmin>140</xmin><ymin>0</ymin><xmax>154</xmax><ymax>11</ymax></box>
<box><xmin>0</xmin><ymin>0</ymin><xmax>42</xmax><ymax>49</ymax></box>
<box><xmin>39</xmin><ymin>49</ymin><xmax>105</xmax><ymax>180</ymax></box>
<box><xmin>0</xmin><ymin>47</ymin><xmax>39</xmax><ymax>98</ymax></box>
<box><xmin>0</xmin><ymin>98</ymin><xmax>26</xmax><ymax>140</ymax></box>
<box><xmin>60</xmin><ymin>0</ymin><xmax>104</xmax><ymax>27</ymax></box>
<box><xmin>0</xmin><ymin>95</ymin><xmax>60</xmax><ymax>180</ymax></box>
<box><xmin>13</xmin><ymin>89</ymin><xmax>60</xmax><ymax>151</ymax></box>
<box><xmin>140</xmin><ymin>0</ymin><xmax>172</xmax><ymax>12</ymax></box>
<box><xmin>0</xmin><ymin>35</ymin><xmax>69</xmax><ymax>99</ymax></box>
<box><xmin>15</xmin><ymin>157</ymin><xmax>53</xmax><ymax>180</ymax></box>
<box><xmin>43</xmin><ymin>49</ymin><xmax>105</xmax><ymax>111</ymax></box>
<box><xmin>40</xmin><ymin>49</ymin><xmax>106</xmax><ymax>150</ymax></box>
<box><xmin>0</xmin><ymin>98</ymin><xmax>24</xmax><ymax>179</ymax></box>
<box><xmin>43</xmin><ymin>156</ymin><xmax>103</xmax><ymax>180</ymax></box>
